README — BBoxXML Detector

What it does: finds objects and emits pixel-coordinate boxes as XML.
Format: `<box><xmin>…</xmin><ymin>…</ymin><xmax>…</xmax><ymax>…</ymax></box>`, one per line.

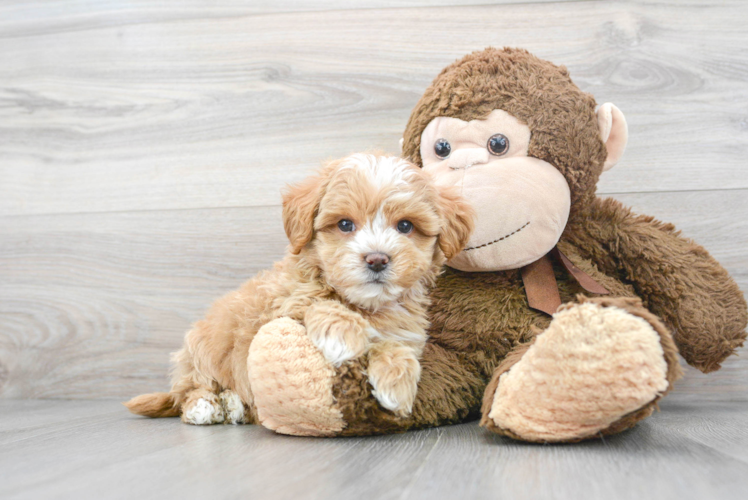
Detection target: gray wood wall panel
<box><xmin>0</xmin><ymin>0</ymin><xmax>746</xmax><ymax>401</ymax></box>
<box><xmin>2</xmin><ymin>1</ymin><xmax>748</xmax><ymax>216</ymax></box>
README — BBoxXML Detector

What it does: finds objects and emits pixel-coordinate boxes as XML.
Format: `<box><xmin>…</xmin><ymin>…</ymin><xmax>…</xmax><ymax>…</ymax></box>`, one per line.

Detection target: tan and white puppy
<box><xmin>126</xmin><ymin>154</ymin><xmax>474</xmax><ymax>422</ymax></box>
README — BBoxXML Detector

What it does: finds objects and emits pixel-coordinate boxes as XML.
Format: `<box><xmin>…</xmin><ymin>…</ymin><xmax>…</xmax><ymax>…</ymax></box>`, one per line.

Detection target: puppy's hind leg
<box><xmin>126</xmin><ymin>329</ymin><xmax>250</xmax><ymax>425</ymax></box>
<box><xmin>169</xmin><ymin>345</ymin><xmax>227</xmax><ymax>425</ymax></box>
<box><xmin>126</xmin><ymin>387</ymin><xmax>247</xmax><ymax>425</ymax></box>
<box><xmin>218</xmin><ymin>389</ymin><xmax>249</xmax><ymax>425</ymax></box>
<box><xmin>129</xmin><ymin>341</ymin><xmax>225</xmax><ymax>425</ymax></box>
<box><xmin>181</xmin><ymin>388</ymin><xmax>226</xmax><ymax>425</ymax></box>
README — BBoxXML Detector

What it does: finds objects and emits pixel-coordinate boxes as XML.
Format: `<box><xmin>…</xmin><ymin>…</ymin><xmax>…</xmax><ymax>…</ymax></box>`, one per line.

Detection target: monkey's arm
<box><xmin>566</xmin><ymin>197</ymin><xmax>747</xmax><ymax>372</ymax></box>
<box><xmin>331</xmin><ymin>342</ymin><xmax>486</xmax><ymax>435</ymax></box>
<box><xmin>248</xmin><ymin>316</ymin><xmax>488</xmax><ymax>436</ymax></box>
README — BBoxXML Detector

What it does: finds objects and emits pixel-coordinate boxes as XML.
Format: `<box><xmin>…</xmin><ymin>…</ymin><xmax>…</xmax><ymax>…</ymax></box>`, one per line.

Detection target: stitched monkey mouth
<box><xmin>463</xmin><ymin>221</ymin><xmax>531</xmax><ymax>252</ymax></box>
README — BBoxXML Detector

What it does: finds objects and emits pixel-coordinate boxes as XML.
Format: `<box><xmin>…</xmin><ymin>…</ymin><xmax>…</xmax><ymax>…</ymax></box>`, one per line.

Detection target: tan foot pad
<box><xmin>489</xmin><ymin>302</ymin><xmax>669</xmax><ymax>442</ymax></box>
<box><xmin>248</xmin><ymin>318</ymin><xmax>345</xmax><ymax>436</ymax></box>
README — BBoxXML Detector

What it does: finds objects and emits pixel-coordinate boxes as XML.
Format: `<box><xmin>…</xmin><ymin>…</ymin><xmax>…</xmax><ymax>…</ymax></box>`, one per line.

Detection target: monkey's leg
<box><xmin>480</xmin><ymin>296</ymin><xmax>682</xmax><ymax>442</ymax></box>
<box><xmin>248</xmin><ymin>318</ymin><xmax>485</xmax><ymax>436</ymax></box>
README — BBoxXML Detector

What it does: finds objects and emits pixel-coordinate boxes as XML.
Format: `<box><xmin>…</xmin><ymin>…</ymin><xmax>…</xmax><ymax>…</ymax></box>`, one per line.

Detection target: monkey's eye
<box><xmin>434</xmin><ymin>139</ymin><xmax>451</xmax><ymax>158</ymax></box>
<box><xmin>396</xmin><ymin>220</ymin><xmax>413</xmax><ymax>234</ymax></box>
<box><xmin>338</xmin><ymin>219</ymin><xmax>355</xmax><ymax>233</ymax></box>
<box><xmin>487</xmin><ymin>134</ymin><xmax>510</xmax><ymax>156</ymax></box>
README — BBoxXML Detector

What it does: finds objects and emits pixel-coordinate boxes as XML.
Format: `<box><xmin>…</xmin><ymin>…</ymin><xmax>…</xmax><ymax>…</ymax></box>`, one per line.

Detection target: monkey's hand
<box><xmin>304</xmin><ymin>301</ymin><xmax>374</xmax><ymax>366</ymax></box>
<box><xmin>569</xmin><ymin>197</ymin><xmax>747</xmax><ymax>373</ymax></box>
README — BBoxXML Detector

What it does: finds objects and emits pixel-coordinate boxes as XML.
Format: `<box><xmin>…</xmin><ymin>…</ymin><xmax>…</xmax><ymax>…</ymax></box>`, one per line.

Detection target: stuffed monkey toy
<box><xmin>224</xmin><ymin>48</ymin><xmax>748</xmax><ymax>442</ymax></box>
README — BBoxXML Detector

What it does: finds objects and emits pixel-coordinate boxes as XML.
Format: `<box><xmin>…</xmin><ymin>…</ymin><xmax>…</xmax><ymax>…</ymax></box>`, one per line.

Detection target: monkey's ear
<box><xmin>597</xmin><ymin>103</ymin><xmax>628</xmax><ymax>172</ymax></box>
<box><xmin>436</xmin><ymin>186</ymin><xmax>475</xmax><ymax>260</ymax></box>
<box><xmin>398</xmin><ymin>137</ymin><xmax>404</xmax><ymax>154</ymax></box>
<box><xmin>282</xmin><ymin>174</ymin><xmax>324</xmax><ymax>254</ymax></box>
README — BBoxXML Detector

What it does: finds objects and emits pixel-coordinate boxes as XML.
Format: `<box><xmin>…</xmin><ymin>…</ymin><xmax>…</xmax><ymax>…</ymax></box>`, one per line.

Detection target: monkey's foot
<box><xmin>481</xmin><ymin>297</ymin><xmax>682</xmax><ymax>442</ymax></box>
<box><xmin>248</xmin><ymin>318</ymin><xmax>345</xmax><ymax>436</ymax></box>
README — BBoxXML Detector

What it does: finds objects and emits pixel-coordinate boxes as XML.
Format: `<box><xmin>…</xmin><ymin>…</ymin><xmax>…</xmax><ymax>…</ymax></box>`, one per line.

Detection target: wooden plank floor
<box><xmin>1</xmin><ymin>396</ymin><xmax>747</xmax><ymax>500</ymax></box>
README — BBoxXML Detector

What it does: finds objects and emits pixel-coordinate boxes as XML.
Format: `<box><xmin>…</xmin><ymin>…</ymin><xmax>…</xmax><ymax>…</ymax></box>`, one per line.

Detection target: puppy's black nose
<box><xmin>365</xmin><ymin>253</ymin><xmax>390</xmax><ymax>273</ymax></box>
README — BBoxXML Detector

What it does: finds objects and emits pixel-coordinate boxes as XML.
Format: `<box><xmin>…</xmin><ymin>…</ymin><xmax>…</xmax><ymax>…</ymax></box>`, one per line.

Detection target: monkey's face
<box><xmin>419</xmin><ymin>109</ymin><xmax>571</xmax><ymax>272</ymax></box>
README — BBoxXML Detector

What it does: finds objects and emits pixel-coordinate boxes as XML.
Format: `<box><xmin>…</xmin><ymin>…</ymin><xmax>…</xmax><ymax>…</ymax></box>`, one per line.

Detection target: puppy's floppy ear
<box><xmin>436</xmin><ymin>186</ymin><xmax>475</xmax><ymax>260</ymax></box>
<box><xmin>282</xmin><ymin>173</ymin><xmax>324</xmax><ymax>255</ymax></box>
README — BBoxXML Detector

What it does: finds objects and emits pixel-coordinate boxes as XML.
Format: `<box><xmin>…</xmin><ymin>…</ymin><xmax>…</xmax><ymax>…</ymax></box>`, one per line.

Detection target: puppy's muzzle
<box><xmin>365</xmin><ymin>252</ymin><xmax>390</xmax><ymax>273</ymax></box>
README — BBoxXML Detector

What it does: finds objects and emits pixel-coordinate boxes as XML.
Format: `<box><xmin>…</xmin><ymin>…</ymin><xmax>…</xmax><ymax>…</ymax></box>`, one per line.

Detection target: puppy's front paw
<box><xmin>305</xmin><ymin>302</ymin><xmax>370</xmax><ymax>366</ymax></box>
<box><xmin>367</xmin><ymin>343</ymin><xmax>421</xmax><ymax>417</ymax></box>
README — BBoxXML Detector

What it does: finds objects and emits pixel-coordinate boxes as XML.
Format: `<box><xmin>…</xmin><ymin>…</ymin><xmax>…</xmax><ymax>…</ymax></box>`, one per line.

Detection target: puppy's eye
<box><xmin>396</xmin><ymin>220</ymin><xmax>413</xmax><ymax>234</ymax></box>
<box><xmin>487</xmin><ymin>134</ymin><xmax>509</xmax><ymax>156</ymax></box>
<box><xmin>337</xmin><ymin>219</ymin><xmax>355</xmax><ymax>233</ymax></box>
<box><xmin>434</xmin><ymin>139</ymin><xmax>451</xmax><ymax>159</ymax></box>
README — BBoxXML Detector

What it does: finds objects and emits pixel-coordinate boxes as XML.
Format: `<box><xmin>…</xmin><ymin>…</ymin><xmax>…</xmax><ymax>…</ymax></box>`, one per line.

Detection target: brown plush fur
<box><xmin>316</xmin><ymin>47</ymin><xmax>747</xmax><ymax>439</ymax></box>
<box><xmin>567</xmin><ymin>197</ymin><xmax>748</xmax><ymax>373</ymax></box>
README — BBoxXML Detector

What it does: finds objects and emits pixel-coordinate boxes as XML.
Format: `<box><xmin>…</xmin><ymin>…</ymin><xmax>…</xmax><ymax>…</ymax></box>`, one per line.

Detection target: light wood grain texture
<box><xmin>0</xmin><ymin>0</ymin><xmax>746</xmax><ymax>405</ymax></box>
<box><xmin>1</xmin><ymin>0</ymin><xmax>748</xmax><ymax>216</ymax></box>
<box><xmin>0</xmin><ymin>397</ymin><xmax>746</xmax><ymax>500</ymax></box>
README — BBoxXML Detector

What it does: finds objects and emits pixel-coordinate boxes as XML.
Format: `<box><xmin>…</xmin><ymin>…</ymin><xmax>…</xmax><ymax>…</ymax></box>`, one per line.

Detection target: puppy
<box><xmin>125</xmin><ymin>153</ymin><xmax>474</xmax><ymax>424</ymax></box>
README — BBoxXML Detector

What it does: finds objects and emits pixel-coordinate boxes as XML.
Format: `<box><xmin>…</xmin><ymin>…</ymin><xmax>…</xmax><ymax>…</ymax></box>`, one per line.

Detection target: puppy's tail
<box><xmin>123</xmin><ymin>392</ymin><xmax>180</xmax><ymax>418</ymax></box>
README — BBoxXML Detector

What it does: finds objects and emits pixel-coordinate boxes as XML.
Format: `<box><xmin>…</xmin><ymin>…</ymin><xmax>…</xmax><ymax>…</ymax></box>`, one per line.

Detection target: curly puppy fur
<box><xmin>124</xmin><ymin>154</ymin><xmax>474</xmax><ymax>422</ymax></box>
